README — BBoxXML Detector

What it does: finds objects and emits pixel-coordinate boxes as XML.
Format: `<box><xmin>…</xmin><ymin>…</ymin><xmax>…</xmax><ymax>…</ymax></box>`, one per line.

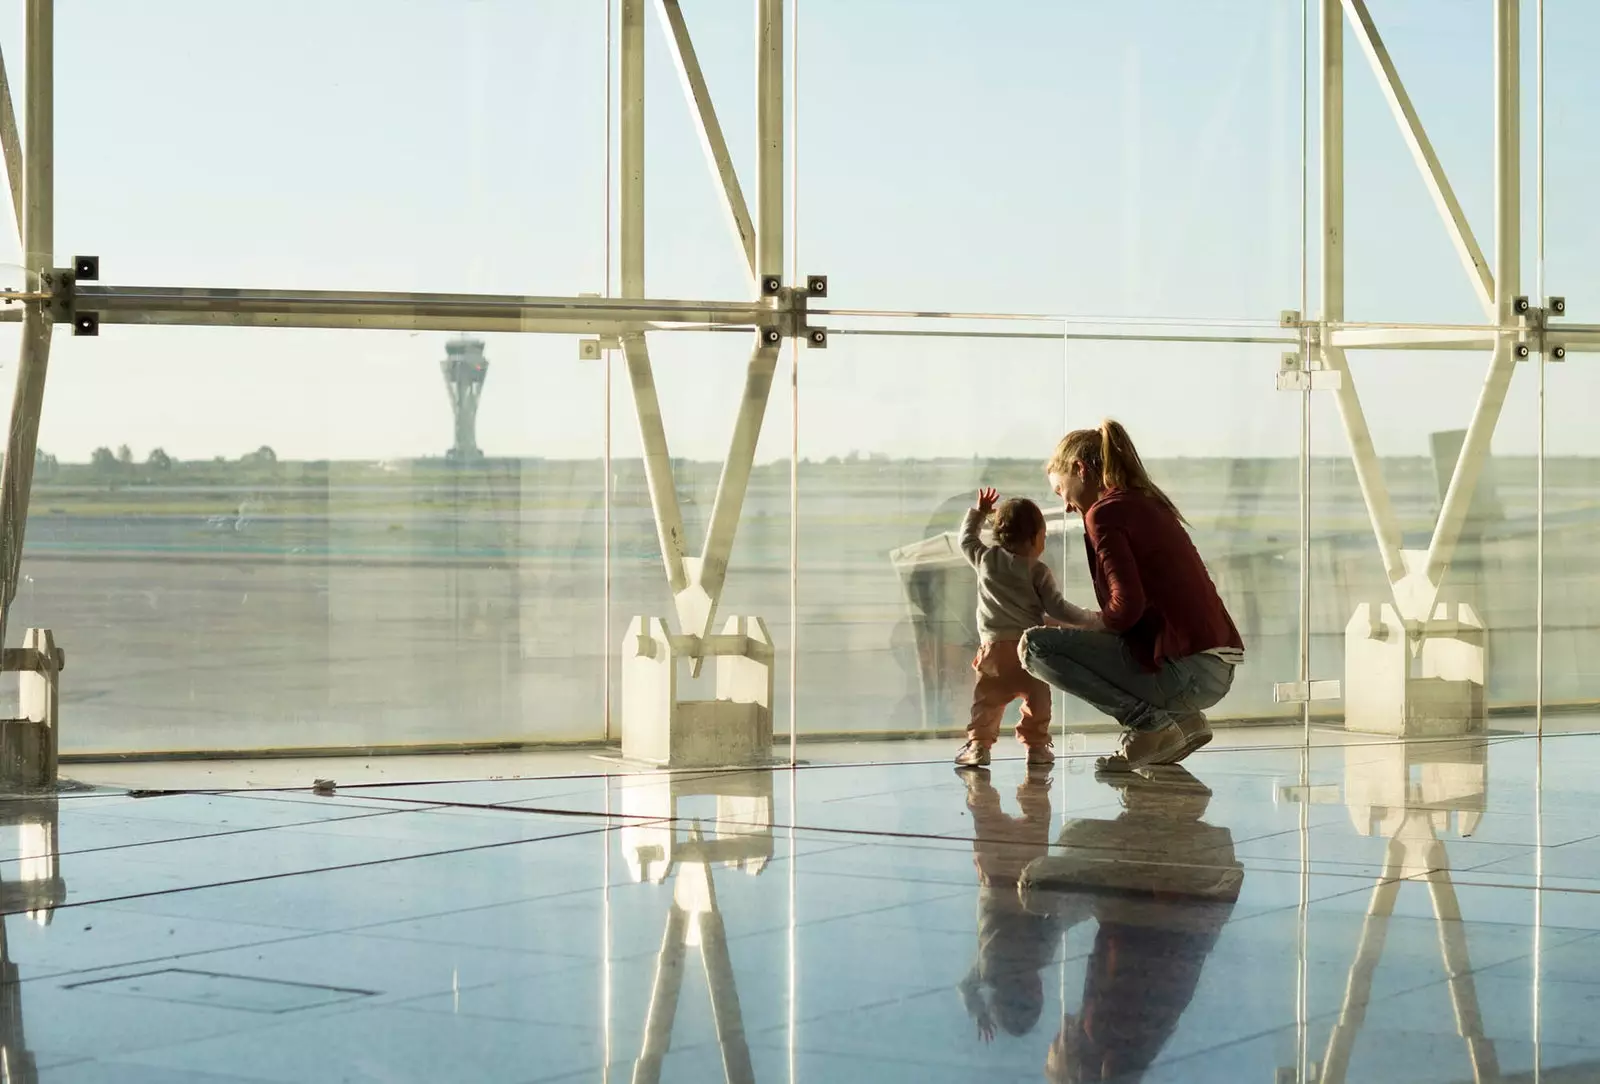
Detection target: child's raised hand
<box><xmin>976</xmin><ymin>487</ymin><xmax>999</xmax><ymax>514</ymax></box>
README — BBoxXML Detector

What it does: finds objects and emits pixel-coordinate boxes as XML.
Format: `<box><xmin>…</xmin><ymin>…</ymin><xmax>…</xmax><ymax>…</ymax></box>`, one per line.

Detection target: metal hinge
<box><xmin>1276</xmin><ymin>351</ymin><xmax>1341</xmax><ymax>392</ymax></box>
<box><xmin>1273</xmin><ymin>679</ymin><xmax>1342</xmax><ymax>704</ymax></box>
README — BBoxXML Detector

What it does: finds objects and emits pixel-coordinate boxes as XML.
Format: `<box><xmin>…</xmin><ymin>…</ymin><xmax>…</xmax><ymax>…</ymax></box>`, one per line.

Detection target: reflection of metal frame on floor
<box><xmin>0</xmin><ymin>796</ymin><xmax>65</xmax><ymax>1084</ymax></box>
<box><xmin>1286</xmin><ymin>740</ymin><xmax>1496</xmax><ymax>1084</ymax></box>
<box><xmin>619</xmin><ymin>772</ymin><xmax>773</xmax><ymax>1084</ymax></box>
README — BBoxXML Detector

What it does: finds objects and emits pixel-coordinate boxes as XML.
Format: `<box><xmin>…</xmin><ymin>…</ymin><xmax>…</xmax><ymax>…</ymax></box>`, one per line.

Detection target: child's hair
<box><xmin>992</xmin><ymin>497</ymin><xmax>1046</xmax><ymax>554</ymax></box>
<box><xmin>990</xmin><ymin>971</ymin><xmax>1045</xmax><ymax>1036</ymax></box>
<box><xmin>1045</xmin><ymin>418</ymin><xmax>1187</xmax><ymax>525</ymax></box>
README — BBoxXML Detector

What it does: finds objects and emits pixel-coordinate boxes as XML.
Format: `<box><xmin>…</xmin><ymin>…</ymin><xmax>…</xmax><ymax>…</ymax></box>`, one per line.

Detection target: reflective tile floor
<box><xmin>6</xmin><ymin>731</ymin><xmax>1600</xmax><ymax>1082</ymax></box>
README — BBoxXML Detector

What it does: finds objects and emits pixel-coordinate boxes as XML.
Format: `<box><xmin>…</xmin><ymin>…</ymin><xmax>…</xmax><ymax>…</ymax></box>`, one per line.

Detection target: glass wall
<box><xmin>0</xmin><ymin>0</ymin><xmax>1588</xmax><ymax>756</ymax></box>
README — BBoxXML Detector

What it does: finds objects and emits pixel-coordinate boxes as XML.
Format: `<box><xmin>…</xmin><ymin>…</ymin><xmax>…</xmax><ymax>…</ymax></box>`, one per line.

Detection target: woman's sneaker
<box><xmin>1153</xmin><ymin>712</ymin><xmax>1212</xmax><ymax>765</ymax></box>
<box><xmin>954</xmin><ymin>740</ymin><xmax>992</xmax><ymax>768</ymax></box>
<box><xmin>1095</xmin><ymin>723</ymin><xmax>1185</xmax><ymax>773</ymax></box>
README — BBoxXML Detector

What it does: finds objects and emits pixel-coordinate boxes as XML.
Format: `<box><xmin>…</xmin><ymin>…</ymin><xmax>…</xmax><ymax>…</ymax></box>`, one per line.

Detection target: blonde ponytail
<box><xmin>1047</xmin><ymin>419</ymin><xmax>1187</xmax><ymax>524</ymax></box>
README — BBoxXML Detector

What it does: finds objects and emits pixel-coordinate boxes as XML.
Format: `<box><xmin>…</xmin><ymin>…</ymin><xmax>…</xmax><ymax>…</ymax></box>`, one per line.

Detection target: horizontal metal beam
<box><xmin>1330</xmin><ymin>327</ymin><xmax>1497</xmax><ymax>350</ymax></box>
<box><xmin>70</xmin><ymin>285</ymin><xmax>778</xmax><ymax>335</ymax></box>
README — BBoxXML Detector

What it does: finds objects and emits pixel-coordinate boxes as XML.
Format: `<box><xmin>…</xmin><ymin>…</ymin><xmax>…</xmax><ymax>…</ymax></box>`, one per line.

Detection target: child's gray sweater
<box><xmin>960</xmin><ymin>508</ymin><xmax>1089</xmax><ymax>643</ymax></box>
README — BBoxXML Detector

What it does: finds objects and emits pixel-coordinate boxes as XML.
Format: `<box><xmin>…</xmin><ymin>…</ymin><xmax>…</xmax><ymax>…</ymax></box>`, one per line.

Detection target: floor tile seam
<box><xmin>23</xmin><ymin>994</ymin><xmax>320</xmax><ymax>1070</ymax></box>
<box><xmin>173</xmin><ymin>766</ymin><xmax>771</xmax><ymax>801</ymax></box>
<box><xmin>142</xmin><ymin>743</ymin><xmax>1311</xmax><ymax>806</ymax></box>
<box><xmin>1221</xmin><ymin>897</ymin><xmax>1600</xmax><ymax>948</ymax></box>
<box><xmin>1409</xmin><ymin>871</ymin><xmax>1600</xmax><ymax>897</ymax></box>
<box><xmin>722</xmin><ymin>888</ymin><xmax>977</xmax><ymax>938</ymax></box>
<box><xmin>0</xmin><ymin>805</ymin><xmax>439</xmax><ymax>868</ymax></box>
<box><xmin>67</xmin><ymin>726</ymin><xmax>1600</xmax><ymax>802</ymax></box>
<box><xmin>740</xmin><ymin>1032</ymin><xmax>1043</xmax><ymax>1074</ymax></box>
<box><xmin>0</xmin><ymin>818</ymin><xmax>656</xmax><ymax>919</ymax></box>
<box><xmin>21</xmin><ymin>917</ymin><xmax>598</xmax><ymax>993</ymax></box>
<box><xmin>17</xmin><ymin>925</ymin><xmax>346</xmax><ymax>987</ymax></box>
<box><xmin>1230</xmin><ymin>822</ymin><xmax>1543</xmax><ymax>853</ymax></box>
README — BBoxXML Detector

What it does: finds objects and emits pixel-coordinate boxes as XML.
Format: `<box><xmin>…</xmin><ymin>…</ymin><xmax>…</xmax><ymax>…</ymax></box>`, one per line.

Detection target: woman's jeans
<box><xmin>1018</xmin><ymin>628</ymin><xmax>1235</xmax><ymax>733</ymax></box>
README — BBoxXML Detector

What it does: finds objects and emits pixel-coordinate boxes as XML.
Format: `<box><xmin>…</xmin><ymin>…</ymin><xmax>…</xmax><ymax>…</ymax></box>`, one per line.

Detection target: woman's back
<box><xmin>1081</xmin><ymin>488</ymin><xmax>1243</xmax><ymax>670</ymax></box>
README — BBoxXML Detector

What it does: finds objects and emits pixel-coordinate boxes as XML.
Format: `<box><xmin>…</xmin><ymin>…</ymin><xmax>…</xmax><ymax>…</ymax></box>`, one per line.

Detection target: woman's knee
<box><xmin>1018</xmin><ymin>626</ymin><xmax>1078</xmax><ymax>679</ymax></box>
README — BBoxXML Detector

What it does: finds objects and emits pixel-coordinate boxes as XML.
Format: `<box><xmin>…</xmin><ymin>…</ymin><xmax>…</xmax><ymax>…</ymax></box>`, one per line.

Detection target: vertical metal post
<box><xmin>0</xmin><ymin>0</ymin><xmax>54</xmax><ymax>650</ymax></box>
<box><xmin>603</xmin><ymin>0</ymin><xmax>615</xmax><ymax>744</ymax></box>
<box><xmin>1534</xmin><ymin>0</ymin><xmax>1546</xmax><ymax>741</ymax></box>
<box><xmin>756</xmin><ymin>0</ymin><xmax>784</xmax><ymax>281</ymax></box>
<box><xmin>620</xmin><ymin>0</ymin><xmax>645</xmax><ymax>301</ymax></box>
<box><xmin>787</xmin><ymin>0</ymin><xmax>799</xmax><ymax>769</ymax></box>
<box><xmin>1426</xmin><ymin>0</ymin><xmax>1520</xmax><ymax>585</ymax></box>
<box><xmin>1534</xmin><ymin>2</ymin><xmax>1546</xmax><ymax>1069</ymax></box>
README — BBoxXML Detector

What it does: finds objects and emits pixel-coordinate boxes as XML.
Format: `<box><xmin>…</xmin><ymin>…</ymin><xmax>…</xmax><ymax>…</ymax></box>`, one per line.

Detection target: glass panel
<box><xmin>793</xmin><ymin>325</ymin><xmax>1065</xmax><ymax>742</ymax></box>
<box><xmin>798</xmin><ymin>1</ymin><xmax>1302</xmax><ymax>319</ymax></box>
<box><xmin>1542</xmin><ymin>354</ymin><xmax>1600</xmax><ymax>725</ymax></box>
<box><xmin>1059</xmin><ymin>338</ymin><xmax>1298</xmax><ymax>728</ymax></box>
<box><xmin>51</xmin><ymin>2</ymin><xmax>607</xmax><ymax>294</ymax></box>
<box><xmin>1542</xmin><ymin>0</ymin><xmax>1600</xmax><ymax>323</ymax></box>
<box><xmin>16</xmin><ymin>327</ymin><xmax>605</xmax><ymax>754</ymax></box>
<box><xmin>1335</xmin><ymin>0</ymin><xmax>1495</xmax><ymax>328</ymax></box>
<box><xmin>607</xmin><ymin>332</ymin><xmax>793</xmax><ymax>749</ymax></box>
<box><xmin>1309</xmin><ymin>350</ymin><xmax>1540</xmax><ymax>732</ymax></box>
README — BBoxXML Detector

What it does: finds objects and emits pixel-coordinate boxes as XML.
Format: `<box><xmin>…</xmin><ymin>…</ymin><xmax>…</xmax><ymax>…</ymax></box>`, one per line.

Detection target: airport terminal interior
<box><xmin>0</xmin><ymin>0</ymin><xmax>1596</xmax><ymax>1080</ymax></box>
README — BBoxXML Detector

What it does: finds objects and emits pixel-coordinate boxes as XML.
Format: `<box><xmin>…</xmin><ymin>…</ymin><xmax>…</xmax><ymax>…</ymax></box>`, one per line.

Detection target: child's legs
<box><xmin>982</xmin><ymin>640</ymin><xmax>1052</xmax><ymax>748</ymax></box>
<box><xmin>968</xmin><ymin>643</ymin><xmax>1018</xmax><ymax>745</ymax></box>
<box><xmin>1015</xmin><ymin>673</ymin><xmax>1055</xmax><ymax>747</ymax></box>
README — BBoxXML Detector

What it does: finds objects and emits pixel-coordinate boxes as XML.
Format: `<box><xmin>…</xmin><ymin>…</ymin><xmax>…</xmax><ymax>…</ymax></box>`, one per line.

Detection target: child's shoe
<box><xmin>954</xmin><ymin>739</ymin><xmax>992</xmax><ymax>768</ymax></box>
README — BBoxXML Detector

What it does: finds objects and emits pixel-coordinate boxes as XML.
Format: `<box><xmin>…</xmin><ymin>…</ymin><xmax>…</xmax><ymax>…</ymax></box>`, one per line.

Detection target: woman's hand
<box><xmin>1079</xmin><ymin>610</ymin><xmax>1107</xmax><ymax>633</ymax></box>
<box><xmin>975</xmin><ymin>487</ymin><xmax>998</xmax><ymax>515</ymax></box>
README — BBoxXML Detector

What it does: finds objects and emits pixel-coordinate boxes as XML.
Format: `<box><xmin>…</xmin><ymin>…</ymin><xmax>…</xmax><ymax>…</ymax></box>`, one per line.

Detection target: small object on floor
<box><xmin>1095</xmin><ymin>723</ymin><xmax>1184</xmax><ymax>774</ymax></box>
<box><xmin>954</xmin><ymin>740</ymin><xmax>992</xmax><ymax>768</ymax></box>
<box><xmin>312</xmin><ymin>779</ymin><xmax>337</xmax><ymax>795</ymax></box>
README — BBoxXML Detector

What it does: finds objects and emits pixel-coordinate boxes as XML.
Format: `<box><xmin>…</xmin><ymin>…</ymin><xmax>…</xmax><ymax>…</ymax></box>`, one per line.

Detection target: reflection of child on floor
<box><xmin>955</xmin><ymin>488</ymin><xmax>1093</xmax><ymax>769</ymax></box>
<box><xmin>957</xmin><ymin>767</ymin><xmax>1059</xmax><ymax>1042</ymax></box>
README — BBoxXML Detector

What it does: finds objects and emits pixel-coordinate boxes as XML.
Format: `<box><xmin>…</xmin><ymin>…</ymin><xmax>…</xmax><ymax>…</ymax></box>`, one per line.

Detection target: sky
<box><xmin>0</xmin><ymin>0</ymin><xmax>1595</xmax><ymax>464</ymax></box>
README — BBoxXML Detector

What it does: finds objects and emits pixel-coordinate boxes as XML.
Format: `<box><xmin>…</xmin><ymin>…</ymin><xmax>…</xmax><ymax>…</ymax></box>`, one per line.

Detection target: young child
<box><xmin>955</xmin><ymin>487</ymin><xmax>1091</xmax><ymax>768</ymax></box>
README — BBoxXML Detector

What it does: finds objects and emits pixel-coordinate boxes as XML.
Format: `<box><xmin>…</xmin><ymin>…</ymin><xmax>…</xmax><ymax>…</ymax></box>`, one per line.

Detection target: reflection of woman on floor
<box><xmin>1019</xmin><ymin>768</ymin><xmax>1243</xmax><ymax>1083</ymax></box>
<box><xmin>956</xmin><ymin>766</ymin><xmax>1058</xmax><ymax>1042</ymax></box>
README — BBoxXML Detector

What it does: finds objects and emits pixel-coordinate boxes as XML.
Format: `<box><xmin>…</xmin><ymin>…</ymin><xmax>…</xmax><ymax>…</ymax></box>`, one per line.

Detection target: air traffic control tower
<box><xmin>441</xmin><ymin>337</ymin><xmax>488</xmax><ymax>461</ymax></box>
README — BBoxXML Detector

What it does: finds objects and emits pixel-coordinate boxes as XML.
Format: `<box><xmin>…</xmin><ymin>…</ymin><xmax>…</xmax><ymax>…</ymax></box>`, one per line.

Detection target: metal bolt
<box><xmin>1515</xmin><ymin>343</ymin><xmax>1530</xmax><ymax>358</ymax></box>
<box><xmin>1553</xmin><ymin>345</ymin><xmax>1567</xmax><ymax>360</ymax></box>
